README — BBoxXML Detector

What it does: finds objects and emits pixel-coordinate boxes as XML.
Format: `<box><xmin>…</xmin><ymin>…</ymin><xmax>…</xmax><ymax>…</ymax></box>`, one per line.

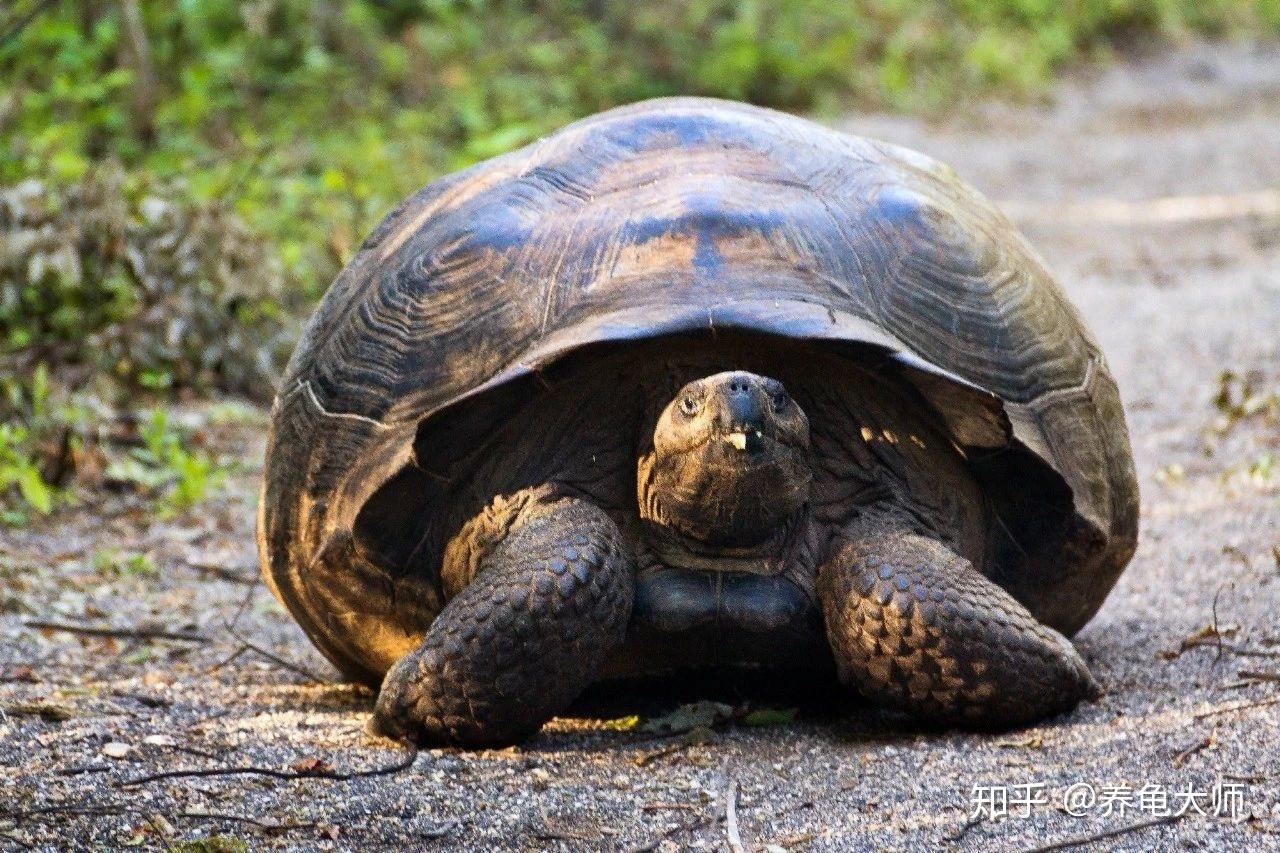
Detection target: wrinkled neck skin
<box><xmin>635</xmin><ymin>393</ymin><xmax>813</xmax><ymax>575</ymax></box>
<box><xmin>640</xmin><ymin>473</ymin><xmax>808</xmax><ymax>573</ymax></box>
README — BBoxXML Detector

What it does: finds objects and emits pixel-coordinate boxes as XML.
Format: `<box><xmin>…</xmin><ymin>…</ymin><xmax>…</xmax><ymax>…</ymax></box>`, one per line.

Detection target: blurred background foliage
<box><xmin>1</xmin><ymin>0</ymin><xmax>1278</xmax><ymax>517</ymax></box>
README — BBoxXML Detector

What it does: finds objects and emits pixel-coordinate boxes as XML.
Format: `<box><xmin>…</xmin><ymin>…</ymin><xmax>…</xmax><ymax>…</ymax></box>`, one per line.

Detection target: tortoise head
<box><xmin>639</xmin><ymin>371</ymin><xmax>812</xmax><ymax>547</ymax></box>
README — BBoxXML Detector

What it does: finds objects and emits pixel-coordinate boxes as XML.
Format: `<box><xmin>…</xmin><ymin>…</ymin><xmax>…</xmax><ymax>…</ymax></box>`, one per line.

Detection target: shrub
<box><xmin>0</xmin><ymin>170</ymin><xmax>294</xmax><ymax>399</ymax></box>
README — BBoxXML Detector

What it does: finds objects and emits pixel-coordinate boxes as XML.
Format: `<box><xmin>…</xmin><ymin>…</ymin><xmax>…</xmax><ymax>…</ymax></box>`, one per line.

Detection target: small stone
<box><xmin>102</xmin><ymin>742</ymin><xmax>132</xmax><ymax>759</ymax></box>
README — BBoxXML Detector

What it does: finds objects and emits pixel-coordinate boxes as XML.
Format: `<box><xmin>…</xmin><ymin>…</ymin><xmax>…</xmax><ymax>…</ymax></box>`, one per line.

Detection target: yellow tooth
<box><xmin>726</xmin><ymin>431</ymin><xmax>748</xmax><ymax>450</ymax></box>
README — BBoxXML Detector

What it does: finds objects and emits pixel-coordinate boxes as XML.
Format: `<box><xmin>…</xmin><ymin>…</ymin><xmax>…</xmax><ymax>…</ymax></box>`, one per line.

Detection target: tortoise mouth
<box><xmin>672</xmin><ymin>414</ymin><xmax>808</xmax><ymax>449</ymax></box>
<box><xmin>673</xmin><ymin>428</ymin><xmax>805</xmax><ymax>470</ymax></box>
<box><xmin>720</xmin><ymin>428</ymin><xmax>765</xmax><ymax>454</ymax></box>
<box><xmin>705</xmin><ymin>428</ymin><xmax>789</xmax><ymax>459</ymax></box>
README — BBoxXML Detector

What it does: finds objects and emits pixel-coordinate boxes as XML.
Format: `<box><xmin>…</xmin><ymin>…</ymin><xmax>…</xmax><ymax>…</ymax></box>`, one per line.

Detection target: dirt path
<box><xmin>3</xmin><ymin>43</ymin><xmax>1279</xmax><ymax>851</ymax></box>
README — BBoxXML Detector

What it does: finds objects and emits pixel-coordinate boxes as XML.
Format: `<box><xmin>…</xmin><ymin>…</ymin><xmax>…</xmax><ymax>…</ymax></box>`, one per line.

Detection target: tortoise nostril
<box><xmin>725</xmin><ymin>390</ymin><xmax>764</xmax><ymax>430</ymax></box>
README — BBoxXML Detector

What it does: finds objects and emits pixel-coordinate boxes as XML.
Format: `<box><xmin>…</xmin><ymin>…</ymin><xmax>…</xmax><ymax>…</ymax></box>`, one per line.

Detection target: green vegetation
<box><xmin>92</xmin><ymin>548</ymin><xmax>158</xmax><ymax>578</ymax></box>
<box><xmin>106</xmin><ymin>408</ymin><xmax>223</xmax><ymax>515</ymax></box>
<box><xmin>0</xmin><ymin>364</ymin><xmax>87</xmax><ymax>522</ymax></box>
<box><xmin>1</xmin><ymin>0</ymin><xmax>1277</xmax><ymax>517</ymax></box>
<box><xmin>0</xmin><ymin>364</ymin><xmax>224</xmax><ymax>523</ymax></box>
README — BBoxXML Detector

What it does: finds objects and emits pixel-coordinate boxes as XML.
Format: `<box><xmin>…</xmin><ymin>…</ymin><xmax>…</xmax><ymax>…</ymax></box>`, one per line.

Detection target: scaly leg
<box><xmin>818</xmin><ymin>515</ymin><xmax>1098</xmax><ymax>727</ymax></box>
<box><xmin>371</xmin><ymin>486</ymin><xmax>633</xmax><ymax>746</ymax></box>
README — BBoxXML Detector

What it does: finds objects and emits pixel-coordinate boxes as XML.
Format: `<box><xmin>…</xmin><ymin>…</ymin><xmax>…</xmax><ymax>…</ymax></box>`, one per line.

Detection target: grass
<box><xmin>0</xmin><ymin>0</ymin><xmax>1278</xmax><ymax>516</ymax></box>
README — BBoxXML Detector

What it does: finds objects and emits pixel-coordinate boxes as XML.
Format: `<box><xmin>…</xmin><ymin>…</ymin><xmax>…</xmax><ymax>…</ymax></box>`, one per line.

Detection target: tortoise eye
<box><xmin>679</xmin><ymin>396</ymin><xmax>701</xmax><ymax>416</ymax></box>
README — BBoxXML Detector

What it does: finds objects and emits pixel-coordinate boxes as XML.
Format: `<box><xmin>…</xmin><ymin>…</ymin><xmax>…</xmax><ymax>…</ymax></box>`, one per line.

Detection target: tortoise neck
<box><xmin>636</xmin><ymin>448</ymin><xmax>810</xmax><ymax>570</ymax></box>
<box><xmin>636</xmin><ymin>500</ymin><xmax>810</xmax><ymax>576</ymax></box>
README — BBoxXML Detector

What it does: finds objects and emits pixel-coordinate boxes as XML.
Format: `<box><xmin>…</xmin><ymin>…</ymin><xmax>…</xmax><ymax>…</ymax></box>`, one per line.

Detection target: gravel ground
<box><xmin>3</xmin><ymin>42</ymin><xmax>1279</xmax><ymax>852</ymax></box>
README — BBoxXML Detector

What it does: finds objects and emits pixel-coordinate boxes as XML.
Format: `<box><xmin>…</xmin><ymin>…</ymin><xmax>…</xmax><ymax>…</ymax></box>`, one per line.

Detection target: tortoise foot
<box><xmin>818</xmin><ymin>524</ymin><xmax>1098</xmax><ymax>729</ymax></box>
<box><xmin>371</xmin><ymin>489</ymin><xmax>633</xmax><ymax>747</ymax></box>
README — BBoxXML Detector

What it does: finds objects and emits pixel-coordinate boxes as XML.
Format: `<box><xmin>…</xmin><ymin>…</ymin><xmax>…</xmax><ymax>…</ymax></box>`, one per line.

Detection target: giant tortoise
<box><xmin>258</xmin><ymin>98</ymin><xmax>1138</xmax><ymax>747</ymax></box>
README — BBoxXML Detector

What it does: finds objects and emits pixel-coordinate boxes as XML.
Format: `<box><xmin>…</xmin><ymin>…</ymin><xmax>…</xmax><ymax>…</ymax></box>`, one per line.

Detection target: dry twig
<box><xmin>1171</xmin><ymin>736</ymin><xmax>1212</xmax><ymax>767</ymax></box>
<box><xmin>1193</xmin><ymin>694</ymin><xmax>1280</xmax><ymax>720</ymax></box>
<box><xmin>1177</xmin><ymin>639</ymin><xmax>1280</xmax><ymax>659</ymax></box>
<box><xmin>216</xmin><ymin>579</ymin><xmax>327</xmax><ymax>683</ymax></box>
<box><xmin>1019</xmin><ymin>814</ymin><xmax>1184</xmax><ymax>852</ymax></box>
<box><xmin>181</xmin><ymin>559</ymin><xmax>257</xmax><ymax>585</ymax></box>
<box><xmin>23</xmin><ymin>619</ymin><xmax>205</xmax><ymax>643</ymax></box>
<box><xmin>633</xmin><ymin>741</ymin><xmax>693</xmax><ymax>767</ymax></box>
<box><xmin>1238</xmin><ymin>670</ymin><xmax>1280</xmax><ymax>683</ymax></box>
<box><xmin>1</xmin><ymin>801</ymin><xmax>318</xmax><ymax>834</ymax></box>
<box><xmin>725</xmin><ymin>778</ymin><xmax>746</xmax><ymax>853</ymax></box>
<box><xmin>229</xmin><ymin>633</ymin><xmax>326</xmax><ymax>684</ymax></box>
<box><xmin>119</xmin><ymin>748</ymin><xmax>418</xmax><ymax>787</ymax></box>
<box><xmin>624</xmin><ymin>816</ymin><xmax>716</xmax><ymax>853</ymax></box>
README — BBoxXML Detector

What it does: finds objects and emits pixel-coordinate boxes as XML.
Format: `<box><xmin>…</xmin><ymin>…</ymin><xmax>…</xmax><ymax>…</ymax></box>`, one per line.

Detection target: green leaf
<box><xmin>601</xmin><ymin>714</ymin><xmax>641</xmax><ymax>731</ymax></box>
<box><xmin>640</xmin><ymin>701</ymin><xmax>735</xmax><ymax>734</ymax></box>
<box><xmin>16</xmin><ymin>466</ymin><xmax>53</xmax><ymax>514</ymax></box>
<box><xmin>742</xmin><ymin>707</ymin><xmax>798</xmax><ymax>727</ymax></box>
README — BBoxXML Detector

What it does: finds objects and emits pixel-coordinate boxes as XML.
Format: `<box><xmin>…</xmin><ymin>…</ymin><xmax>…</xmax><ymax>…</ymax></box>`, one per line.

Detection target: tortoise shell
<box><xmin>258</xmin><ymin>98</ymin><xmax>1138</xmax><ymax>683</ymax></box>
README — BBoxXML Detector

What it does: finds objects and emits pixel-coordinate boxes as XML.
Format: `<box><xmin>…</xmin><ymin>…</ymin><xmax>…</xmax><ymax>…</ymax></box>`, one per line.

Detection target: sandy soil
<box><xmin>3</xmin><ymin>42</ymin><xmax>1279</xmax><ymax>852</ymax></box>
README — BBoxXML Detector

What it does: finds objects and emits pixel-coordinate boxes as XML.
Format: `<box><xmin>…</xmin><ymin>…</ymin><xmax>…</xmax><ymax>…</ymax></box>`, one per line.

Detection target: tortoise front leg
<box><xmin>371</xmin><ymin>486</ymin><xmax>633</xmax><ymax>747</ymax></box>
<box><xmin>818</xmin><ymin>515</ymin><xmax>1098</xmax><ymax>728</ymax></box>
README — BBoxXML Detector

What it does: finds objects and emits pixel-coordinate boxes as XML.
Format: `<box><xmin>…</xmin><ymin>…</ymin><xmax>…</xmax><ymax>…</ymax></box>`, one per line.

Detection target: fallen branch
<box><xmin>119</xmin><ymin>748</ymin><xmax>418</xmax><ymax>787</ymax></box>
<box><xmin>1238</xmin><ymin>669</ymin><xmax>1280</xmax><ymax>683</ymax></box>
<box><xmin>1</xmin><ymin>701</ymin><xmax>75</xmax><ymax>722</ymax></box>
<box><xmin>626</xmin><ymin>777</ymin><xmax>753</xmax><ymax>853</ymax></box>
<box><xmin>1193</xmin><ymin>694</ymin><xmax>1280</xmax><ymax>720</ymax></box>
<box><xmin>219</xmin><ymin>580</ymin><xmax>327</xmax><ymax>684</ymax></box>
<box><xmin>632</xmin><ymin>741</ymin><xmax>692</xmax><ymax>767</ymax></box>
<box><xmin>724</xmin><ymin>778</ymin><xmax>745</xmax><ymax>853</ymax></box>
<box><xmin>1</xmin><ymin>804</ymin><xmax>129</xmax><ymax>823</ymax></box>
<box><xmin>624</xmin><ymin>815</ymin><xmax>715</xmax><ymax>853</ymax></box>
<box><xmin>948</xmin><ymin>814</ymin><xmax>986</xmax><ymax>843</ymax></box>
<box><xmin>535</xmin><ymin>826</ymin><xmax>600</xmax><ymax>842</ymax></box>
<box><xmin>0</xmin><ymin>801</ymin><xmax>315</xmax><ymax>833</ymax></box>
<box><xmin>230</xmin><ymin>633</ymin><xmax>326</xmax><ymax>684</ymax></box>
<box><xmin>181</xmin><ymin>560</ymin><xmax>257</xmax><ymax>585</ymax></box>
<box><xmin>24</xmin><ymin>619</ymin><xmax>205</xmax><ymax>643</ymax></box>
<box><xmin>204</xmin><ymin>643</ymin><xmax>249</xmax><ymax>675</ymax></box>
<box><xmin>1019</xmin><ymin>814</ymin><xmax>1184</xmax><ymax>852</ymax></box>
<box><xmin>1171</xmin><ymin>736</ymin><xmax>1212</xmax><ymax>767</ymax></box>
<box><xmin>1177</xmin><ymin>639</ymin><xmax>1280</xmax><ymax>659</ymax></box>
